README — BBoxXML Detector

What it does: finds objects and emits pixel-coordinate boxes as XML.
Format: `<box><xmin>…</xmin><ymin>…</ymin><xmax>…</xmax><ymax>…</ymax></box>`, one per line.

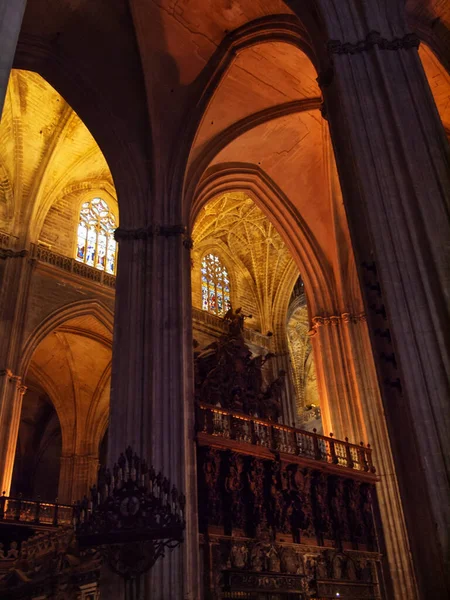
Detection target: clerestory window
<box><xmin>76</xmin><ymin>198</ymin><xmax>117</xmax><ymax>274</ymax></box>
<box><xmin>201</xmin><ymin>253</ymin><xmax>231</xmax><ymax>316</ymax></box>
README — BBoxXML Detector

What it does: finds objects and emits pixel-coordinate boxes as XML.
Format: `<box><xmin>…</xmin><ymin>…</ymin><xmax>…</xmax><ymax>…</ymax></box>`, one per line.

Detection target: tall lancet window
<box><xmin>201</xmin><ymin>253</ymin><xmax>231</xmax><ymax>316</ymax></box>
<box><xmin>76</xmin><ymin>198</ymin><xmax>117</xmax><ymax>274</ymax></box>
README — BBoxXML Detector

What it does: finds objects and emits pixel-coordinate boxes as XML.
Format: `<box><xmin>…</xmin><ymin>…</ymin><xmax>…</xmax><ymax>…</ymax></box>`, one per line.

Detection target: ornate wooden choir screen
<box><xmin>194</xmin><ymin>308</ymin><xmax>383</xmax><ymax>600</ymax></box>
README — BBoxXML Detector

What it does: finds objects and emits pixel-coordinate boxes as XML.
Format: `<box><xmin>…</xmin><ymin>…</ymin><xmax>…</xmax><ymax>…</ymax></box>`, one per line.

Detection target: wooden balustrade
<box><xmin>196</xmin><ymin>402</ymin><xmax>376</xmax><ymax>475</ymax></box>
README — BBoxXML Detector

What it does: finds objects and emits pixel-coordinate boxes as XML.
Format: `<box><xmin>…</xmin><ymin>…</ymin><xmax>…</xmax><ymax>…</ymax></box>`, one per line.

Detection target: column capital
<box><xmin>327</xmin><ymin>30</ymin><xmax>420</xmax><ymax>57</ymax></box>
<box><xmin>114</xmin><ymin>223</ymin><xmax>193</xmax><ymax>249</ymax></box>
<box><xmin>0</xmin><ymin>368</ymin><xmax>22</xmax><ymax>383</ymax></box>
<box><xmin>308</xmin><ymin>312</ymin><xmax>366</xmax><ymax>336</ymax></box>
<box><xmin>114</xmin><ymin>223</ymin><xmax>187</xmax><ymax>241</ymax></box>
<box><xmin>0</xmin><ymin>248</ymin><xmax>28</xmax><ymax>260</ymax></box>
<box><xmin>317</xmin><ymin>30</ymin><xmax>420</xmax><ymax>92</ymax></box>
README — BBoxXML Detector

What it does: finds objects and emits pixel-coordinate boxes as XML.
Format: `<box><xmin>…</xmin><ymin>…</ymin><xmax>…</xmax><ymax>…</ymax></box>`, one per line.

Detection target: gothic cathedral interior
<box><xmin>0</xmin><ymin>1</ymin><xmax>449</xmax><ymax>599</ymax></box>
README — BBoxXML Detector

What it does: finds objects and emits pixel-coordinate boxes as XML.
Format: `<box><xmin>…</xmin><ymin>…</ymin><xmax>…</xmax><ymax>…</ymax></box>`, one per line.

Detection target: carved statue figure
<box><xmin>280</xmin><ymin>548</ymin><xmax>298</xmax><ymax>574</ymax></box>
<box><xmin>347</xmin><ymin>557</ymin><xmax>357</xmax><ymax>580</ymax></box>
<box><xmin>6</xmin><ymin>541</ymin><xmax>18</xmax><ymax>559</ymax></box>
<box><xmin>225</xmin><ymin>454</ymin><xmax>245</xmax><ymax>529</ymax></box>
<box><xmin>202</xmin><ymin>449</ymin><xmax>222</xmax><ymax>526</ymax></box>
<box><xmin>291</xmin><ymin>467</ymin><xmax>315</xmax><ymax>539</ymax></box>
<box><xmin>250</xmin><ymin>544</ymin><xmax>265</xmax><ymax>572</ymax></box>
<box><xmin>224</xmin><ymin>306</ymin><xmax>249</xmax><ymax>337</ymax></box>
<box><xmin>333</xmin><ymin>554</ymin><xmax>345</xmax><ymax>580</ymax></box>
<box><xmin>304</xmin><ymin>555</ymin><xmax>317</xmax><ymax>579</ymax></box>
<box><xmin>269</xmin><ymin>462</ymin><xmax>284</xmax><ymax>532</ymax></box>
<box><xmin>331</xmin><ymin>479</ymin><xmax>350</xmax><ymax>543</ymax></box>
<box><xmin>266</xmin><ymin>545</ymin><xmax>281</xmax><ymax>572</ymax></box>
<box><xmin>230</xmin><ymin>543</ymin><xmax>248</xmax><ymax>569</ymax></box>
<box><xmin>361</xmin><ymin>484</ymin><xmax>376</xmax><ymax>546</ymax></box>
<box><xmin>347</xmin><ymin>479</ymin><xmax>364</xmax><ymax>542</ymax></box>
<box><xmin>358</xmin><ymin>559</ymin><xmax>373</xmax><ymax>582</ymax></box>
<box><xmin>312</xmin><ymin>472</ymin><xmax>331</xmax><ymax>543</ymax></box>
<box><xmin>261</xmin><ymin>369</ymin><xmax>285</xmax><ymax>421</ymax></box>
<box><xmin>247</xmin><ymin>458</ymin><xmax>265</xmax><ymax>530</ymax></box>
<box><xmin>316</xmin><ymin>554</ymin><xmax>329</xmax><ymax>579</ymax></box>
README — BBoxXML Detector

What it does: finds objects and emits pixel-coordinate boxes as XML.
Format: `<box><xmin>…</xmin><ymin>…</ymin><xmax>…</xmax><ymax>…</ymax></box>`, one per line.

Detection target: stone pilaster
<box><xmin>270</xmin><ymin>337</ymin><xmax>296</xmax><ymax>427</ymax></box>
<box><xmin>0</xmin><ymin>248</ymin><xmax>34</xmax><ymax>495</ymax></box>
<box><xmin>0</xmin><ymin>372</ymin><xmax>26</xmax><ymax>494</ymax></box>
<box><xmin>300</xmin><ymin>1</ymin><xmax>450</xmax><ymax>596</ymax></box>
<box><xmin>0</xmin><ymin>0</ymin><xmax>27</xmax><ymax>117</ymax></box>
<box><xmin>58</xmin><ymin>454</ymin><xmax>99</xmax><ymax>504</ymax></box>
<box><xmin>107</xmin><ymin>225</ymin><xmax>200</xmax><ymax>599</ymax></box>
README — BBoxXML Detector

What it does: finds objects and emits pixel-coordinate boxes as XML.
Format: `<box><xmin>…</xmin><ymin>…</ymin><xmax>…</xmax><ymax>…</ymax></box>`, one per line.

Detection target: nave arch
<box><xmin>12</xmin><ymin>301</ymin><xmax>113</xmax><ymax>503</ymax></box>
<box><xmin>182</xmin><ymin>29</ymin><xmax>418</xmax><ymax>590</ymax></box>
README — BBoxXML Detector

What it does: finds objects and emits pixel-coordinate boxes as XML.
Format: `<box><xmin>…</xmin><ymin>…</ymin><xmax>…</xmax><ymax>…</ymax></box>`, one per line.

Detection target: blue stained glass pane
<box><xmin>76</xmin><ymin>198</ymin><xmax>117</xmax><ymax>273</ymax></box>
<box><xmin>201</xmin><ymin>253</ymin><xmax>231</xmax><ymax>316</ymax></box>
<box><xmin>202</xmin><ymin>285</ymin><xmax>208</xmax><ymax>310</ymax></box>
<box><xmin>77</xmin><ymin>238</ymin><xmax>85</xmax><ymax>260</ymax></box>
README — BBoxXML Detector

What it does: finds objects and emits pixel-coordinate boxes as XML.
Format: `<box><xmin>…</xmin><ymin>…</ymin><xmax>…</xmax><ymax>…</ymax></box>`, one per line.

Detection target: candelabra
<box><xmin>75</xmin><ymin>447</ymin><xmax>185</xmax><ymax>581</ymax></box>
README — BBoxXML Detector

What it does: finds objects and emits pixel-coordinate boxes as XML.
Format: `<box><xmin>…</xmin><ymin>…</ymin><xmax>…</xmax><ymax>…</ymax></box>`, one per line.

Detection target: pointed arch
<box><xmin>190</xmin><ymin>163</ymin><xmax>336</xmax><ymax>316</ymax></box>
<box><xmin>171</xmin><ymin>15</ymin><xmax>321</xmax><ymax>208</ymax></box>
<box><xmin>20</xmin><ymin>299</ymin><xmax>114</xmax><ymax>377</ymax></box>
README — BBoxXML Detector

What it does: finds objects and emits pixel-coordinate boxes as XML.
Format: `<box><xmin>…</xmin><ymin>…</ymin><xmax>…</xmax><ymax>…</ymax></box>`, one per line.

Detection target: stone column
<box><xmin>297</xmin><ymin>1</ymin><xmax>450</xmax><ymax>596</ymax></box>
<box><xmin>108</xmin><ymin>225</ymin><xmax>200</xmax><ymax>599</ymax></box>
<box><xmin>0</xmin><ymin>0</ymin><xmax>27</xmax><ymax>118</ymax></box>
<box><xmin>0</xmin><ymin>247</ymin><xmax>34</xmax><ymax>495</ymax></box>
<box><xmin>270</xmin><ymin>330</ymin><xmax>296</xmax><ymax>427</ymax></box>
<box><xmin>310</xmin><ymin>313</ymin><xmax>418</xmax><ymax>600</ymax></box>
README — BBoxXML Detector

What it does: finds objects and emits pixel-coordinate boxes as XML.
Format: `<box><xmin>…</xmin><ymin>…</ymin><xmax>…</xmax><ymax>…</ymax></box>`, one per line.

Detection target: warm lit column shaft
<box><xmin>0</xmin><ymin>253</ymin><xmax>33</xmax><ymax>494</ymax></box>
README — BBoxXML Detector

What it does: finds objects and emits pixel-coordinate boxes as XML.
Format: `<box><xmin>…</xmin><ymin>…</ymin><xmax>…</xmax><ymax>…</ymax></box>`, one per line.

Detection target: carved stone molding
<box><xmin>206</xmin><ymin>535</ymin><xmax>381</xmax><ymax>598</ymax></box>
<box><xmin>0</xmin><ymin>248</ymin><xmax>28</xmax><ymax>260</ymax></box>
<box><xmin>308</xmin><ymin>313</ymin><xmax>366</xmax><ymax>337</ymax></box>
<box><xmin>327</xmin><ymin>30</ymin><xmax>420</xmax><ymax>56</ymax></box>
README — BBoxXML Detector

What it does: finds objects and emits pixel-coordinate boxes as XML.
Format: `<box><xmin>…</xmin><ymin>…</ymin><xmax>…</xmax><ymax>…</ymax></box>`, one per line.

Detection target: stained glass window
<box><xmin>201</xmin><ymin>253</ymin><xmax>231</xmax><ymax>316</ymax></box>
<box><xmin>76</xmin><ymin>198</ymin><xmax>117</xmax><ymax>274</ymax></box>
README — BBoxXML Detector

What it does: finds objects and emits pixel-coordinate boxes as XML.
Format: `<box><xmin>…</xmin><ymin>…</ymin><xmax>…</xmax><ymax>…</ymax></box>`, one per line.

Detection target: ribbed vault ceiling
<box><xmin>0</xmin><ymin>70</ymin><xmax>113</xmax><ymax>239</ymax></box>
<box><xmin>193</xmin><ymin>192</ymin><xmax>299</xmax><ymax>332</ymax></box>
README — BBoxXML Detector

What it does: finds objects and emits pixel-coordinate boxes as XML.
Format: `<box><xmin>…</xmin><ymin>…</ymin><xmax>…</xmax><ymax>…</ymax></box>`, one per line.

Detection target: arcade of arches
<box><xmin>0</xmin><ymin>1</ymin><xmax>449</xmax><ymax>599</ymax></box>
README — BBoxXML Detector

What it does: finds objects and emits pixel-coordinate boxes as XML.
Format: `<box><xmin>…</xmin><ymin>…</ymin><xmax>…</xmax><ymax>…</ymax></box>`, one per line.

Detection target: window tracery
<box><xmin>201</xmin><ymin>253</ymin><xmax>231</xmax><ymax>316</ymax></box>
<box><xmin>76</xmin><ymin>198</ymin><xmax>117</xmax><ymax>274</ymax></box>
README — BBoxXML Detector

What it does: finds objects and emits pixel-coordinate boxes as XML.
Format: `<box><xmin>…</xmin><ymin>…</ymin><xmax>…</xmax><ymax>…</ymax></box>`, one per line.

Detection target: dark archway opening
<box><xmin>11</xmin><ymin>388</ymin><xmax>62</xmax><ymax>502</ymax></box>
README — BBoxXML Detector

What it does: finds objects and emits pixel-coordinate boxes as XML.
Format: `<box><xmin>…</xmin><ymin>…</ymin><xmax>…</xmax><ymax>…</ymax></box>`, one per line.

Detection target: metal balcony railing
<box><xmin>196</xmin><ymin>402</ymin><xmax>376</xmax><ymax>475</ymax></box>
<box><xmin>0</xmin><ymin>493</ymin><xmax>75</xmax><ymax>527</ymax></box>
